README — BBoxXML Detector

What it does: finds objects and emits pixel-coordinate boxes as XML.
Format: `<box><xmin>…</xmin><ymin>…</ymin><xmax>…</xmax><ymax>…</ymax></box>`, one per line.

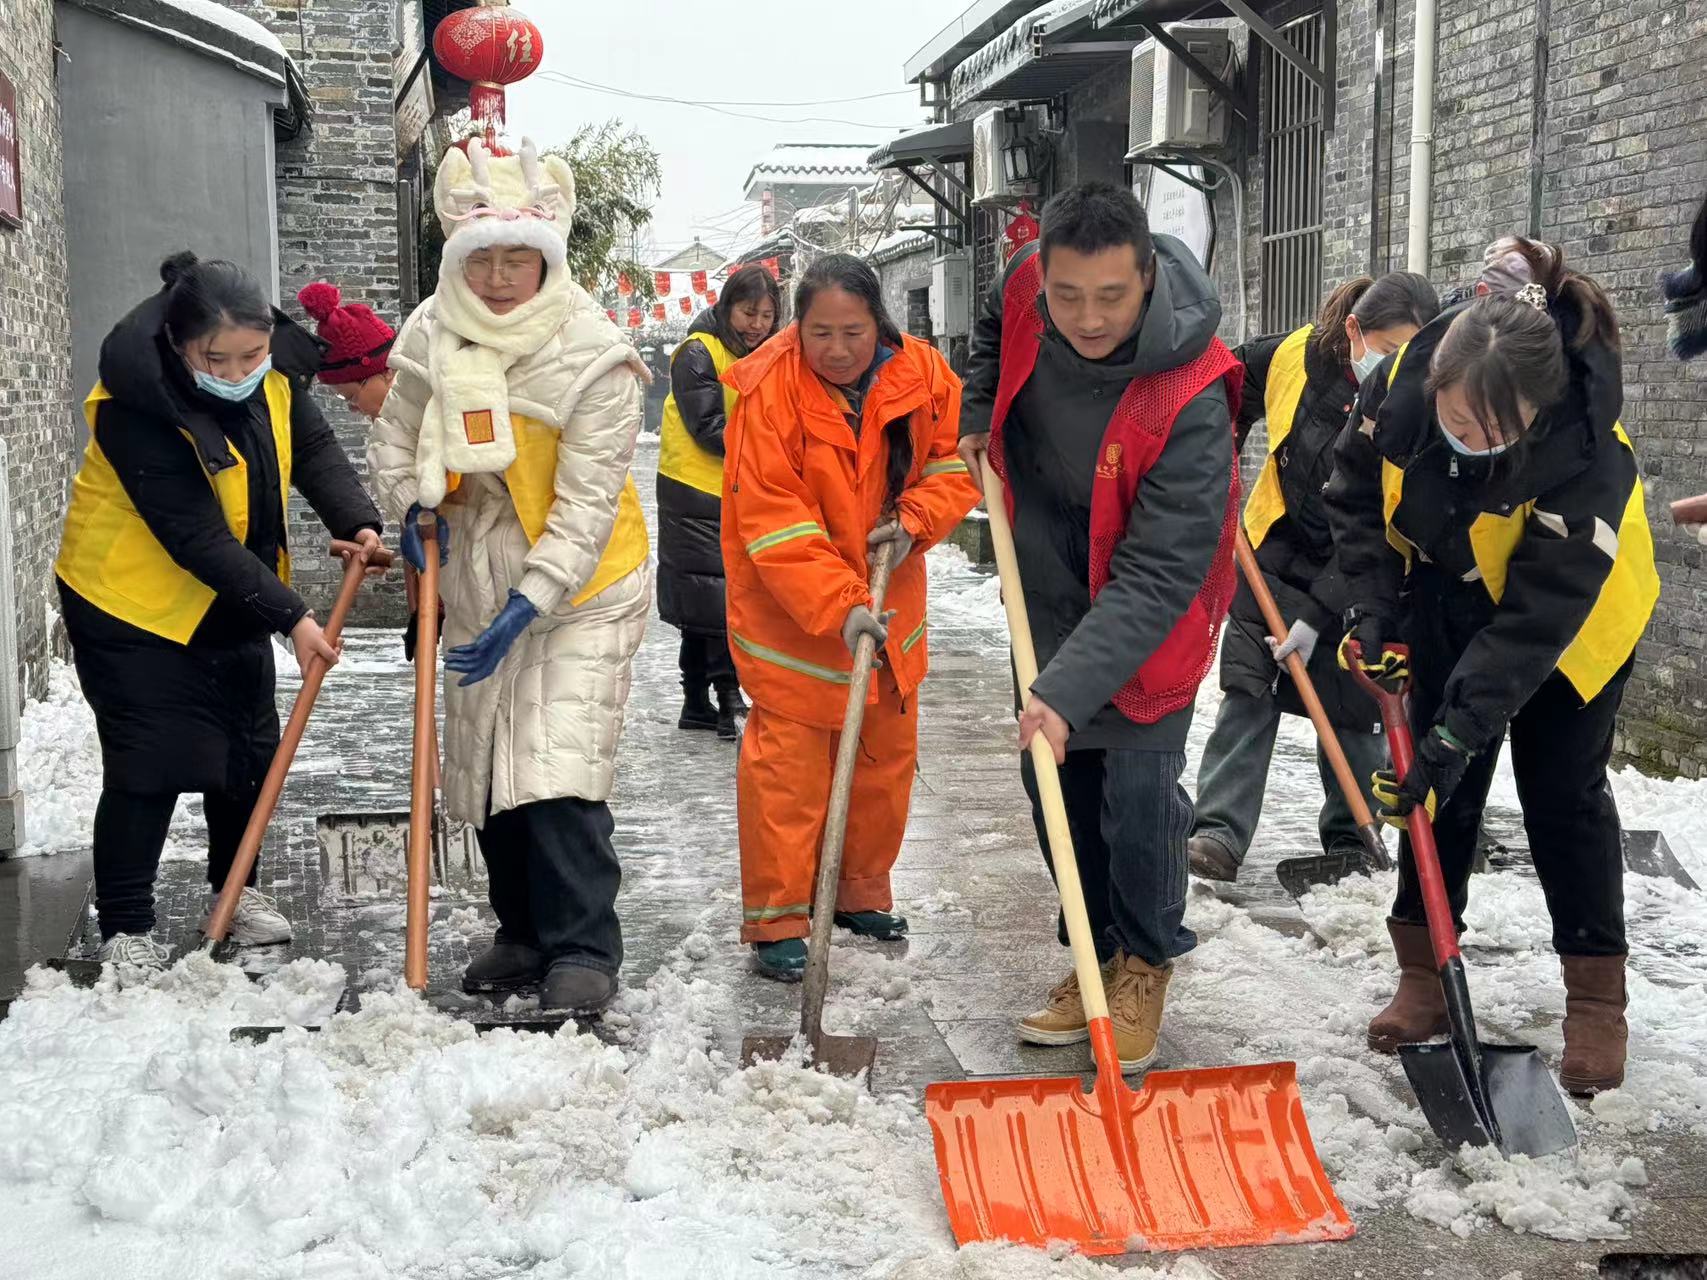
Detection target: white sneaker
<box><xmin>227</xmin><ymin>887</ymin><xmax>293</xmax><ymax>946</ymax></box>
<box><xmin>96</xmin><ymin>933</ymin><xmax>171</xmax><ymax>974</ymax></box>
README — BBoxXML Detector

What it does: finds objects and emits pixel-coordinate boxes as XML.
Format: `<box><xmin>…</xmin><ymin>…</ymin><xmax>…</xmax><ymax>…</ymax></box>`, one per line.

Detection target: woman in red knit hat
<box><xmin>298</xmin><ymin>281</ymin><xmax>397</xmax><ymax>418</ymax></box>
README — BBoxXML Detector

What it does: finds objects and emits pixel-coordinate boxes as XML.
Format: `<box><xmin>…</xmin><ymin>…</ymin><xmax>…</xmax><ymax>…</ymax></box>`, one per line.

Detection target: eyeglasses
<box><xmin>463</xmin><ymin>254</ymin><xmax>539</xmax><ymax>284</ymax></box>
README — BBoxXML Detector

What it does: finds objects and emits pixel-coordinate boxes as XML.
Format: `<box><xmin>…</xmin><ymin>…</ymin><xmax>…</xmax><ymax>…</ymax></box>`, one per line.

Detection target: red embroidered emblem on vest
<box><xmin>1096</xmin><ymin>442</ymin><xmax>1124</xmax><ymax>479</ymax></box>
<box><xmin>463</xmin><ymin>409</ymin><xmax>496</xmax><ymax>445</ymax></box>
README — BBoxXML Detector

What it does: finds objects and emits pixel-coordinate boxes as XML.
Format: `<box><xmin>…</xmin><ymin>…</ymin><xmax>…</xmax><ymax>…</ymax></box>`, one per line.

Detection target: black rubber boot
<box><xmin>462</xmin><ymin>932</ymin><xmax>546</xmax><ymax>993</ymax></box>
<box><xmin>833</xmin><ymin>910</ymin><xmax>909</xmax><ymax>941</ymax></box>
<box><xmin>715</xmin><ymin>684</ymin><xmax>748</xmax><ymax>742</ymax></box>
<box><xmin>752</xmin><ymin>938</ymin><xmax>807</xmax><ymax>982</ymax></box>
<box><xmin>678</xmin><ymin>682</ymin><xmax>718</xmax><ymax>732</ymax></box>
<box><xmin>539</xmin><ymin>960</ymin><xmax>617</xmax><ymax>1013</ymax></box>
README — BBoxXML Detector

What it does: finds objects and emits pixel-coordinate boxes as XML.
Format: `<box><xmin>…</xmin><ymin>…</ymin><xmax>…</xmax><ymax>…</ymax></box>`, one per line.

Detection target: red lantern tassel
<box><xmin>469</xmin><ymin>81</ymin><xmax>506</xmax><ymax>126</ymax></box>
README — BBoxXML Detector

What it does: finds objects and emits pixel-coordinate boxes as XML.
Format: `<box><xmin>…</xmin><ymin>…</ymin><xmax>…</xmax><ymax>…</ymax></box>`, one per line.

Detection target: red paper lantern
<box><xmin>652</xmin><ymin>302</ymin><xmax>667</xmax><ymax>322</ymax></box>
<box><xmin>606</xmin><ymin>309</ymin><xmax>617</xmax><ymax>324</ymax></box>
<box><xmin>654</xmin><ymin>271</ymin><xmax>672</xmax><ymax>296</ymax></box>
<box><xmin>433</xmin><ymin>3</ymin><xmax>544</xmax><ymax>127</ymax></box>
<box><xmin>627</xmin><ymin>308</ymin><xmax>642</xmax><ymax>328</ymax></box>
<box><xmin>691</xmin><ymin>270</ymin><xmax>708</xmax><ymax>295</ymax></box>
<box><xmin>1003</xmin><ymin>210</ymin><xmax>1040</xmax><ymax>263</ymax></box>
<box><xmin>679</xmin><ymin>296</ymin><xmax>693</xmax><ymax>314</ymax></box>
<box><xmin>617</xmin><ymin>273</ymin><xmax>633</xmax><ymax>297</ymax></box>
<box><xmin>705</xmin><ymin>289</ymin><xmax>718</xmax><ymax>306</ymax></box>
<box><xmin>762</xmin><ymin>257</ymin><xmax>781</xmax><ymax>280</ymax></box>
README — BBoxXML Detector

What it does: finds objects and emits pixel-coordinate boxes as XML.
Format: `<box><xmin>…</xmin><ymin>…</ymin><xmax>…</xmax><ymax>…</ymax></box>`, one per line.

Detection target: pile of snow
<box><xmin>156</xmin><ymin>0</ymin><xmax>287</xmax><ymax>59</ymax></box>
<box><xmin>14</xmin><ymin>657</ymin><xmax>101</xmax><ymax>856</ymax></box>
<box><xmin>926</xmin><ymin>544</ymin><xmax>1006</xmax><ymax>632</ymax></box>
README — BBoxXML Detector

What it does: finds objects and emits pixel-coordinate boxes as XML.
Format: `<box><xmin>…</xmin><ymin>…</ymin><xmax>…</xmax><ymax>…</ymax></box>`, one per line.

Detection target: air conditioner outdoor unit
<box><xmin>1127</xmin><ymin>26</ymin><xmax>1234</xmax><ymax>159</ymax></box>
<box><xmin>930</xmin><ymin>255</ymin><xmax>971</xmax><ymax>338</ymax></box>
<box><xmin>971</xmin><ymin>107</ymin><xmax>1042</xmax><ymax>206</ymax></box>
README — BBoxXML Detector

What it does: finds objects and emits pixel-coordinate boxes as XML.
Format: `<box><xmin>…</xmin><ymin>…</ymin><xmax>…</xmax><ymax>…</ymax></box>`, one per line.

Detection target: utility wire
<box><xmin>535</xmin><ymin>71</ymin><xmax>913</xmax><ymax>130</ymax></box>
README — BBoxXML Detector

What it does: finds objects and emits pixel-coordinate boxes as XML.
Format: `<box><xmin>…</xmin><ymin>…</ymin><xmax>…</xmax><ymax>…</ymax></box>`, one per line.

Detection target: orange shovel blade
<box><xmin>924</xmin><ymin>1059</ymin><xmax>1354</xmax><ymax>1255</ymax></box>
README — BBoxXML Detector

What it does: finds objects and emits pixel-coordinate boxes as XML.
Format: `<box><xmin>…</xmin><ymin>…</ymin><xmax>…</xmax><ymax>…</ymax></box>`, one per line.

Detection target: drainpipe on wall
<box><xmin>1406</xmin><ymin>0</ymin><xmax>1438</xmax><ymax>273</ymax></box>
<box><xmin>0</xmin><ymin>438</ymin><xmax>25</xmax><ymax>855</ymax></box>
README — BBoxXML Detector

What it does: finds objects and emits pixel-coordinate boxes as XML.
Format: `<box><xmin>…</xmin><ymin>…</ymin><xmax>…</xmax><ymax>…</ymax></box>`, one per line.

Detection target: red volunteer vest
<box><xmin>987</xmin><ymin>249</ymin><xmax>1243</xmax><ymax>724</ymax></box>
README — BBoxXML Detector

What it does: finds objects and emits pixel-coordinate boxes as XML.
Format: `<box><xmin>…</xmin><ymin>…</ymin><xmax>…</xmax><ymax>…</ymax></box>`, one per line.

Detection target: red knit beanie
<box><xmin>297</xmin><ymin>282</ymin><xmax>396</xmax><ymax>385</ymax></box>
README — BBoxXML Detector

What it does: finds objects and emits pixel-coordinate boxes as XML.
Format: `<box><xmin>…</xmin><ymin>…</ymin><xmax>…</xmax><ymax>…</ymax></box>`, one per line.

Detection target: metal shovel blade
<box><xmin>925</xmin><ymin>1060</ymin><xmax>1355</xmax><ymax>1255</ymax></box>
<box><xmin>740</xmin><ymin>1033</ymin><xmax>878</xmax><ymax>1079</ymax></box>
<box><xmin>1399</xmin><ymin>1039</ymin><xmax>1577</xmax><ymax>1157</ymax></box>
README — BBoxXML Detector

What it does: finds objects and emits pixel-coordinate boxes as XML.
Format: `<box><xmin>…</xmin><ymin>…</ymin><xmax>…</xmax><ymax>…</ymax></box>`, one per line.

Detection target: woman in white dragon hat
<box><xmin>368</xmin><ymin>138</ymin><xmax>653</xmax><ymax>1015</ymax></box>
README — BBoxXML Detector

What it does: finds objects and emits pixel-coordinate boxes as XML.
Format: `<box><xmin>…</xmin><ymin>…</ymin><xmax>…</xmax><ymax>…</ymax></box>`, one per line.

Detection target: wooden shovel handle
<box><xmin>799</xmin><ymin>535</ymin><xmax>897</xmax><ymax>1044</ymax></box>
<box><xmin>405</xmin><ymin>512</ymin><xmax>441</xmax><ymax>991</ymax></box>
<box><xmin>979</xmin><ymin>456</ymin><xmax>1113</xmax><ymax>1027</ymax></box>
<box><xmin>205</xmin><ymin>541</ymin><xmax>391</xmax><ymax>942</ymax></box>
<box><xmin>1233</xmin><ymin>528</ymin><xmax>1385</xmax><ymax>853</ymax></box>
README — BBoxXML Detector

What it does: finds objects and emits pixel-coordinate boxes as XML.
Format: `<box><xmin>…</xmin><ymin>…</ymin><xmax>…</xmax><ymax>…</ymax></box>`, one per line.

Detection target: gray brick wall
<box><xmin>1235</xmin><ymin>0</ymin><xmax>1707</xmax><ymax>775</ymax></box>
<box><xmin>223</xmin><ymin>0</ymin><xmax>406</xmax><ymax>624</ymax></box>
<box><xmin>0</xmin><ymin>0</ymin><xmax>77</xmax><ymax>699</ymax></box>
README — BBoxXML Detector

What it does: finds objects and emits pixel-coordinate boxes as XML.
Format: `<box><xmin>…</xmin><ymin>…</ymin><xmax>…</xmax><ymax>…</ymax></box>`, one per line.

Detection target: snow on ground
<box><xmin>5</xmin><ymin>548</ymin><xmax>1707</xmax><ymax>1273</ymax></box>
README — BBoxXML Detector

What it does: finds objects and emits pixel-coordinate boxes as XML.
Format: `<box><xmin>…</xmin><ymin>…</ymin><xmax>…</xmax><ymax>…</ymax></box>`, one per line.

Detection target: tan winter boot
<box><xmin>1107</xmin><ymin>950</ymin><xmax>1173</xmax><ymax>1074</ymax></box>
<box><xmin>1559</xmin><ymin>953</ymin><xmax>1628</xmax><ymax>1096</ymax></box>
<box><xmin>1016</xmin><ymin>959</ymin><xmax>1114</xmax><ymax>1046</ymax></box>
<box><xmin>1367</xmin><ymin>919</ymin><xmax>1449</xmax><ymax>1053</ymax></box>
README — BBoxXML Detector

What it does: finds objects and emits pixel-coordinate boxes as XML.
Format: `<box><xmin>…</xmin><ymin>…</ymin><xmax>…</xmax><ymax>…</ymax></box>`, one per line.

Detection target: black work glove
<box><xmin>1371</xmin><ymin>725</ymin><xmax>1471</xmax><ymax>828</ymax></box>
<box><xmin>1337</xmin><ymin>613</ymin><xmax>1409</xmax><ymax>692</ymax></box>
<box><xmin>401</xmin><ymin>602</ymin><xmax>445</xmax><ymax>662</ymax></box>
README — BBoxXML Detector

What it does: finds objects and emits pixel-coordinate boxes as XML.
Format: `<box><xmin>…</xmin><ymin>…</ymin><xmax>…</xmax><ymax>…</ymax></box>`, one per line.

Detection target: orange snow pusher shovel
<box><xmin>922</xmin><ymin>457</ymin><xmax>1355</xmax><ymax>1257</ymax></box>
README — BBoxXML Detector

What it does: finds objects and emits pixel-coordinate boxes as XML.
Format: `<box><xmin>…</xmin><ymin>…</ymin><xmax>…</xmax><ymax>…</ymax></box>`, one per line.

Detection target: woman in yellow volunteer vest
<box><xmin>656</xmin><ymin>264</ymin><xmax>781</xmax><ymax>740</ymax></box>
<box><xmin>1325</xmin><ymin>237</ymin><xmax>1659</xmax><ymax>1097</ymax></box>
<box><xmin>368</xmin><ymin>138</ymin><xmax>652</xmax><ymax>1016</ymax></box>
<box><xmin>55</xmin><ymin>252</ymin><xmax>384</xmax><ymax>973</ymax></box>
<box><xmin>1189</xmin><ymin>272</ymin><xmax>1438</xmax><ymax>883</ymax></box>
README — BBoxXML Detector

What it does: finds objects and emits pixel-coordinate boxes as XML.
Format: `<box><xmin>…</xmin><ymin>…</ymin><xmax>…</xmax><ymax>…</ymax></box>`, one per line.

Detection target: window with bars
<box><xmin>1260</xmin><ymin>13</ymin><xmax>1325</xmax><ymax>334</ymax></box>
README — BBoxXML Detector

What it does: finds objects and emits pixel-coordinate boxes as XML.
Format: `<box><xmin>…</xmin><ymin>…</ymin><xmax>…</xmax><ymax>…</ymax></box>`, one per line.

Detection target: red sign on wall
<box><xmin>0</xmin><ymin>72</ymin><xmax>22</xmax><ymax>230</ymax></box>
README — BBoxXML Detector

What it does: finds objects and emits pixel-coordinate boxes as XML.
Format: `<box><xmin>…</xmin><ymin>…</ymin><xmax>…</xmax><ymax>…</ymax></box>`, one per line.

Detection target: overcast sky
<box><xmin>503</xmin><ymin>0</ymin><xmax>968</xmax><ymax>260</ymax></box>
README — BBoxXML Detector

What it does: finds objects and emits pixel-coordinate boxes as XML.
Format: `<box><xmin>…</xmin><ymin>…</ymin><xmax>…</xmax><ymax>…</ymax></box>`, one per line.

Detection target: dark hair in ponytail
<box><xmin>1311</xmin><ymin>271</ymin><xmax>1441</xmax><ymax>364</ymax></box>
<box><xmin>1485</xmin><ymin>235</ymin><xmax>1620</xmax><ymax>353</ymax></box>
<box><xmin>794</xmin><ymin>254</ymin><xmax>913</xmax><ymax>508</ymax></box>
<box><xmin>1426</xmin><ymin>295</ymin><xmax>1567</xmax><ymax>445</ymax></box>
<box><xmin>160</xmin><ymin>251</ymin><xmax>274</xmax><ymax>346</ymax></box>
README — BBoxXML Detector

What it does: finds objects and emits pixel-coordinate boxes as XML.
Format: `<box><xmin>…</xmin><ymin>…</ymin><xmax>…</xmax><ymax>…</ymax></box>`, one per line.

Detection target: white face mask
<box><xmin>1439</xmin><ymin>421</ymin><xmax>1509</xmax><ymax>457</ymax></box>
<box><xmin>1350</xmin><ymin>340</ymin><xmax>1385</xmax><ymax>383</ymax></box>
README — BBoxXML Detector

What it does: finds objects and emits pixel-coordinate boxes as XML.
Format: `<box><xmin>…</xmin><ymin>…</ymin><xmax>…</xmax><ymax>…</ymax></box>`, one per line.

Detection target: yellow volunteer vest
<box><xmin>502</xmin><ymin>413</ymin><xmax>649</xmax><ymax>606</ymax></box>
<box><xmin>658</xmin><ymin>331</ymin><xmax>739</xmax><ymax>496</ymax></box>
<box><xmin>1378</xmin><ymin>421</ymin><xmax>1658</xmax><ymax>705</ymax></box>
<box><xmin>55</xmin><ymin>372</ymin><xmax>294</xmax><ymax>644</ymax></box>
<box><xmin>1241</xmin><ymin>325</ymin><xmax>1314</xmax><ymax>548</ymax></box>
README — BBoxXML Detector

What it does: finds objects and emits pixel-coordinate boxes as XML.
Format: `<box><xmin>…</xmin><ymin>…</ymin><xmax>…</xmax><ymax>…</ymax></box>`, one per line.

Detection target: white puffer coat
<box><xmin>369</xmin><ymin>285</ymin><xmax>651</xmax><ymax>825</ymax></box>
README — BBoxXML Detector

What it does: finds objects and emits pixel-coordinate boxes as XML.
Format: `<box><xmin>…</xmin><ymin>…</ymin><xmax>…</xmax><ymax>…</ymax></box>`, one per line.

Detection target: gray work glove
<box><xmin>841</xmin><ymin>604</ymin><xmax>893</xmax><ymax>658</ymax></box>
<box><xmin>867</xmin><ymin>519</ymin><xmax>915</xmax><ymax>571</ymax></box>
<box><xmin>1266</xmin><ymin>618</ymin><xmax>1319</xmax><ymax>668</ymax></box>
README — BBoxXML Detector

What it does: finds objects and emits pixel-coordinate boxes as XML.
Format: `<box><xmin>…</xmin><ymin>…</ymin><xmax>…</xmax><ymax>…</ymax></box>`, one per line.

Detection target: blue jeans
<box><xmin>1191</xmin><ymin>688</ymin><xmax>1388</xmax><ymax>864</ymax></box>
<box><xmin>1020</xmin><ymin>747</ymin><xmax>1196</xmax><ymax>968</ymax></box>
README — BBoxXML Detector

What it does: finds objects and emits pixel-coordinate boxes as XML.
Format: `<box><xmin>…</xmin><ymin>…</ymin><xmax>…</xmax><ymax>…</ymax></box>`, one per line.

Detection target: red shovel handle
<box><xmin>1345</xmin><ymin>640</ymin><xmax>1462</xmax><ymax>968</ymax></box>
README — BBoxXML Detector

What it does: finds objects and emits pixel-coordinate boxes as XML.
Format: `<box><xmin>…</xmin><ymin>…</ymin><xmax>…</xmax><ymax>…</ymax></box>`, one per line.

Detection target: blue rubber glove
<box><xmin>400</xmin><ymin>503</ymin><xmax>450</xmax><ymax>572</ymax></box>
<box><xmin>444</xmin><ymin>589</ymin><xmax>538</xmax><ymax>686</ymax></box>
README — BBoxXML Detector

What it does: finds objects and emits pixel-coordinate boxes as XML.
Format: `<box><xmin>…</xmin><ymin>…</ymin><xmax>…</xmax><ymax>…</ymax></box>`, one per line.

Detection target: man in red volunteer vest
<box><xmin>957</xmin><ymin>182</ymin><xmax>1241</xmax><ymax>1073</ymax></box>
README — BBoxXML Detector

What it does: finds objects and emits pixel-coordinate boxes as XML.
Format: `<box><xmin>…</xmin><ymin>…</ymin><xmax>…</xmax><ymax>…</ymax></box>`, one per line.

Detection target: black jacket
<box><xmin>961</xmin><ymin>237</ymin><xmax>1233</xmax><ymax>751</ymax></box>
<box><xmin>1221</xmin><ymin>329</ymin><xmax>1375</xmax><ymax>730</ymax></box>
<box><xmin>80</xmin><ymin>290</ymin><xmax>382</xmax><ymax>644</ymax></box>
<box><xmin>1324</xmin><ymin>296</ymin><xmax>1637</xmax><ymax>752</ymax></box>
<box><xmin>657</xmin><ymin>309</ymin><xmax>739</xmax><ymax>635</ymax></box>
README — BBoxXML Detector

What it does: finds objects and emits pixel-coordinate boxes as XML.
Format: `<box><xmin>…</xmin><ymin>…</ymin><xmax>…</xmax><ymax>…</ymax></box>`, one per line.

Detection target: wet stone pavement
<box><xmin>41</xmin><ymin>440</ymin><xmax>1707</xmax><ymax>1276</ymax></box>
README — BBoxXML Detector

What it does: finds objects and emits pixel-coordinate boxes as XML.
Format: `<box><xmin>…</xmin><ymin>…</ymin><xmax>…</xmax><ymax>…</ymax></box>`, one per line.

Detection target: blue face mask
<box><xmin>192</xmin><ymin>355</ymin><xmax>273</xmax><ymax>403</ymax></box>
<box><xmin>1439</xmin><ymin>422</ymin><xmax>1509</xmax><ymax>457</ymax></box>
<box><xmin>1350</xmin><ymin>342</ymin><xmax>1385</xmax><ymax>384</ymax></box>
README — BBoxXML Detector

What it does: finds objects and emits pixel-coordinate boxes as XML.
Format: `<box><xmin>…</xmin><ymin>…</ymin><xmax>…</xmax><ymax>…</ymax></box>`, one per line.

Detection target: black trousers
<box><xmin>92</xmin><ymin>786</ymin><xmax>261</xmax><ymax>939</ymax></box>
<box><xmin>1393</xmin><ymin>649</ymin><xmax>1632</xmax><ymax>957</ymax></box>
<box><xmin>678</xmin><ymin>631</ymin><xmax>737</xmax><ymax>690</ymax></box>
<box><xmin>476</xmin><ymin>796</ymin><xmax>623</xmax><ymax>974</ymax></box>
<box><xmin>1020</xmin><ymin>747</ymin><xmax>1197</xmax><ymax>968</ymax></box>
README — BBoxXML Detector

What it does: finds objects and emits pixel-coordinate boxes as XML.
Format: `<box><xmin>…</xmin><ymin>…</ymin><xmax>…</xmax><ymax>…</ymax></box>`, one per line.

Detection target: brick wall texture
<box><xmin>224</xmin><ymin>0</ymin><xmax>407</xmax><ymax>624</ymax></box>
<box><xmin>0</xmin><ymin>0</ymin><xmax>77</xmax><ymax>699</ymax></box>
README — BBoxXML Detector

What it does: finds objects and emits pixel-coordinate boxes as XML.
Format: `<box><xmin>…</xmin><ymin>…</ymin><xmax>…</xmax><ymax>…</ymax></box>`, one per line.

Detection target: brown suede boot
<box><xmin>1559</xmin><ymin>953</ymin><xmax>1628</xmax><ymax>1096</ymax></box>
<box><xmin>1367</xmin><ymin>919</ymin><xmax>1449</xmax><ymax>1053</ymax></box>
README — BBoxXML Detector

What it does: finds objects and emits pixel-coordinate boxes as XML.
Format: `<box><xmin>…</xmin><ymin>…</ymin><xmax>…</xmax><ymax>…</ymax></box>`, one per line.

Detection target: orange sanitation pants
<box><xmin>736</xmin><ymin>670</ymin><xmax>917</xmax><ymax>943</ymax></box>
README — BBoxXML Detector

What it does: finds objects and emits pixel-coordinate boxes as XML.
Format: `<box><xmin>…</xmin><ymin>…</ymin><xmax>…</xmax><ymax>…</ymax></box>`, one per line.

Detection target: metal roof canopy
<box><xmin>904</xmin><ymin>0</ymin><xmax>1046</xmax><ymax>83</ymax></box>
<box><xmin>867</xmin><ymin>120</ymin><xmax>976</xmax><ymax>169</ymax></box>
<box><xmin>949</xmin><ymin>0</ymin><xmax>1154</xmax><ymax>109</ymax></box>
<box><xmin>1093</xmin><ymin>0</ymin><xmax>1334</xmax><ymax>129</ymax></box>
